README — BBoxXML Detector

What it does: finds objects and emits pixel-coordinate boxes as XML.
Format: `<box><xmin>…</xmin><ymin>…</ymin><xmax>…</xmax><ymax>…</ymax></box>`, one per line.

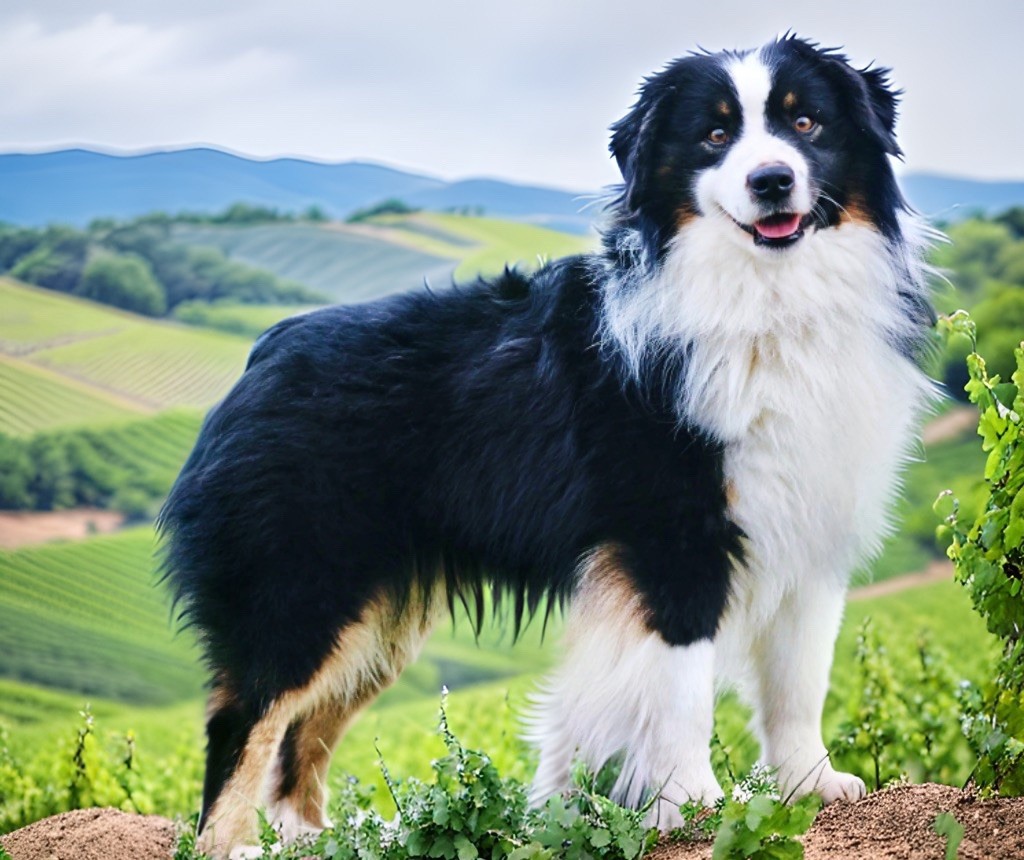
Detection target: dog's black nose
<box><xmin>747</xmin><ymin>164</ymin><xmax>795</xmax><ymax>203</ymax></box>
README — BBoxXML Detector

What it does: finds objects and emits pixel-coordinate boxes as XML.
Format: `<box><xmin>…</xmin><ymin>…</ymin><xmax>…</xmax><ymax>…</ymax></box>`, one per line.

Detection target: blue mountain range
<box><xmin>0</xmin><ymin>148</ymin><xmax>1019</xmax><ymax>231</ymax></box>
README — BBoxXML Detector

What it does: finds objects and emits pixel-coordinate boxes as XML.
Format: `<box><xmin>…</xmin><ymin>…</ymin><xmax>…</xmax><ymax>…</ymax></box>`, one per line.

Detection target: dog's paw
<box><xmin>814</xmin><ymin>768</ymin><xmax>866</xmax><ymax>804</ymax></box>
<box><xmin>780</xmin><ymin>760</ymin><xmax>866</xmax><ymax>805</ymax></box>
<box><xmin>266</xmin><ymin>798</ymin><xmax>329</xmax><ymax>844</ymax></box>
<box><xmin>645</xmin><ymin>776</ymin><xmax>725</xmax><ymax>831</ymax></box>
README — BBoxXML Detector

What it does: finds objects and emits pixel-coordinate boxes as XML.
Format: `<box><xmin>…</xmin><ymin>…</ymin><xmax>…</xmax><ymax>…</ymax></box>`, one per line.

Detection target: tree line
<box><xmin>935</xmin><ymin>207</ymin><xmax>1024</xmax><ymax>397</ymax></box>
<box><xmin>0</xmin><ymin>206</ymin><xmax>328</xmax><ymax>317</ymax></box>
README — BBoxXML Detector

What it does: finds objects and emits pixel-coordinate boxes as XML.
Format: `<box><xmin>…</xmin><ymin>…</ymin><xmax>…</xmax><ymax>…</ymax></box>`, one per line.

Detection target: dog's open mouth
<box><xmin>733</xmin><ymin>213</ymin><xmax>809</xmax><ymax>248</ymax></box>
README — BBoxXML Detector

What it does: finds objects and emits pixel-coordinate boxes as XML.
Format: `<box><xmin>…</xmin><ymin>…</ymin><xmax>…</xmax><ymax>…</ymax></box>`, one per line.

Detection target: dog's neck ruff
<box><xmin>599</xmin><ymin>216</ymin><xmax>935</xmax><ymax>443</ymax></box>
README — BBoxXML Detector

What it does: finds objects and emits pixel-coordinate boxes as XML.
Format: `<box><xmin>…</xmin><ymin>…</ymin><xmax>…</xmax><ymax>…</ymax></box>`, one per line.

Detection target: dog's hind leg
<box><xmin>528</xmin><ymin>544</ymin><xmax>723</xmax><ymax>830</ymax></box>
<box><xmin>199</xmin><ymin>584</ymin><xmax>445</xmax><ymax>858</ymax></box>
<box><xmin>198</xmin><ymin>686</ymin><xmax>303</xmax><ymax>859</ymax></box>
<box><xmin>264</xmin><ymin>694</ymin><xmax>371</xmax><ymax>841</ymax></box>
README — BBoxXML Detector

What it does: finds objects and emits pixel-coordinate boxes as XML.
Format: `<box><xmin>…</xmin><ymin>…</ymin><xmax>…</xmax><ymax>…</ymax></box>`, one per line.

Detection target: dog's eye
<box><xmin>794</xmin><ymin>116</ymin><xmax>817</xmax><ymax>133</ymax></box>
<box><xmin>706</xmin><ymin>128</ymin><xmax>729</xmax><ymax>145</ymax></box>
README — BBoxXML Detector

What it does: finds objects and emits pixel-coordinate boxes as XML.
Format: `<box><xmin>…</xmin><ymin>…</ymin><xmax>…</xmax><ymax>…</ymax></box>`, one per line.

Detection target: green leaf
<box><xmin>933</xmin><ymin>812</ymin><xmax>964</xmax><ymax>860</ymax></box>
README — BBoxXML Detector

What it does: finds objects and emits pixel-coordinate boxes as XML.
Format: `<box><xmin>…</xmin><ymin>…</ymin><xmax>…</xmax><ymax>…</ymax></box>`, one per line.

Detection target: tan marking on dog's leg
<box><xmin>201</xmin><ymin>582</ymin><xmax>446</xmax><ymax>857</ymax></box>
<box><xmin>199</xmin><ymin>698</ymin><xmax>298</xmax><ymax>857</ymax></box>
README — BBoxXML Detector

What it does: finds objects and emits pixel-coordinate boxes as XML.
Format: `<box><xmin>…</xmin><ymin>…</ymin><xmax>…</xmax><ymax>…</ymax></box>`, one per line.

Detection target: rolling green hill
<box><xmin>172</xmin><ymin>221</ymin><xmax>460</xmax><ymax>304</ymax></box>
<box><xmin>0</xmin><ymin>277</ymin><xmax>251</xmax><ymax>422</ymax></box>
<box><xmin>171</xmin><ymin>212</ymin><xmax>594</xmax><ymax>304</ymax></box>
<box><xmin>0</xmin><ymin>357</ymin><xmax>145</xmax><ymax>435</ymax></box>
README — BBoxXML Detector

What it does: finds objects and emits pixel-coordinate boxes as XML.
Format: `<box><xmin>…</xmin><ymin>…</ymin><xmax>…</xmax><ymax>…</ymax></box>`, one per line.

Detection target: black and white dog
<box><xmin>160</xmin><ymin>35</ymin><xmax>936</xmax><ymax>857</ymax></box>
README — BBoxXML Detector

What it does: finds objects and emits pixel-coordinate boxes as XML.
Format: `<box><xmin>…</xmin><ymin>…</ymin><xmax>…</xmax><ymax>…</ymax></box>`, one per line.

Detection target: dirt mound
<box><xmin>4</xmin><ymin>785</ymin><xmax>1024</xmax><ymax>859</ymax></box>
<box><xmin>646</xmin><ymin>784</ymin><xmax>1024</xmax><ymax>860</ymax></box>
<box><xmin>0</xmin><ymin>807</ymin><xmax>175</xmax><ymax>860</ymax></box>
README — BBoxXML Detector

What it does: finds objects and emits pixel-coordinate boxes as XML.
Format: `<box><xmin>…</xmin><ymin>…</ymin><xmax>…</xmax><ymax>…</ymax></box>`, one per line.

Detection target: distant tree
<box><xmin>302</xmin><ymin>204</ymin><xmax>329</xmax><ymax>223</ymax></box>
<box><xmin>932</xmin><ymin>220</ymin><xmax>1015</xmax><ymax>299</ymax></box>
<box><xmin>214</xmin><ymin>202</ymin><xmax>289</xmax><ymax>225</ymax></box>
<box><xmin>76</xmin><ymin>251</ymin><xmax>167</xmax><ymax>316</ymax></box>
<box><xmin>346</xmin><ymin>198</ymin><xmax>419</xmax><ymax>223</ymax></box>
<box><xmin>994</xmin><ymin>206</ymin><xmax>1024</xmax><ymax>240</ymax></box>
<box><xmin>995</xmin><ymin>242</ymin><xmax>1024</xmax><ymax>285</ymax></box>
<box><xmin>27</xmin><ymin>436</ymin><xmax>74</xmax><ymax>510</ymax></box>
<box><xmin>0</xmin><ymin>226</ymin><xmax>43</xmax><ymax>271</ymax></box>
<box><xmin>10</xmin><ymin>245</ymin><xmax>85</xmax><ymax>294</ymax></box>
<box><xmin>0</xmin><ymin>436</ymin><xmax>34</xmax><ymax>509</ymax></box>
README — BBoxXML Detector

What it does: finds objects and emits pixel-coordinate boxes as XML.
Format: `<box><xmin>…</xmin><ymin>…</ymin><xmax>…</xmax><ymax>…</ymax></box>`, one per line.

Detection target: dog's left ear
<box><xmin>609</xmin><ymin>88</ymin><xmax>667</xmax><ymax>213</ymax></box>
<box><xmin>837</xmin><ymin>61</ymin><xmax>903</xmax><ymax>157</ymax></box>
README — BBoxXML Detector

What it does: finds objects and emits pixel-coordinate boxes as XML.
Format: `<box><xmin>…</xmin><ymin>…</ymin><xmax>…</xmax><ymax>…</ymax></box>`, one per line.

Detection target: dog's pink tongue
<box><xmin>755</xmin><ymin>214</ymin><xmax>801</xmax><ymax>240</ymax></box>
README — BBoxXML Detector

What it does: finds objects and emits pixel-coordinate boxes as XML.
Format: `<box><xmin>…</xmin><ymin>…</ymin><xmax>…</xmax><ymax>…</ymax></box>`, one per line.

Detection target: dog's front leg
<box><xmin>528</xmin><ymin>545</ymin><xmax>724</xmax><ymax>830</ymax></box>
<box><xmin>749</xmin><ymin>577</ymin><xmax>866</xmax><ymax>804</ymax></box>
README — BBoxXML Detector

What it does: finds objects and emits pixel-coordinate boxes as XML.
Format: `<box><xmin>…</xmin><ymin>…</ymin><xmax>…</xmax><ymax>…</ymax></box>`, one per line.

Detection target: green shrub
<box><xmin>76</xmin><ymin>252</ymin><xmax>167</xmax><ymax>316</ymax></box>
<box><xmin>941</xmin><ymin>315</ymin><xmax>1024</xmax><ymax>794</ymax></box>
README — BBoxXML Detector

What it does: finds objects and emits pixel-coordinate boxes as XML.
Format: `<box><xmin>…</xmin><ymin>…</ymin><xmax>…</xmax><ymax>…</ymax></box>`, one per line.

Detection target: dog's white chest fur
<box><xmin>604</xmin><ymin>218</ymin><xmax>934</xmax><ymax>618</ymax></box>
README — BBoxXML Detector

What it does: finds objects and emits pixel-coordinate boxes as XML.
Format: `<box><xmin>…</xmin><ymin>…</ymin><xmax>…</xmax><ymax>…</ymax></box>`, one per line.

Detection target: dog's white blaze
<box><xmin>602</xmin><ymin>209</ymin><xmax>936</xmax><ymax>802</ymax></box>
<box><xmin>694</xmin><ymin>51</ymin><xmax>812</xmax><ymax>229</ymax></box>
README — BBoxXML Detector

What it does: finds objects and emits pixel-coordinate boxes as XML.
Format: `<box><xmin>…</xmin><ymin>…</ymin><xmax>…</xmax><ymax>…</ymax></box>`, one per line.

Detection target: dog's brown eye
<box><xmin>794</xmin><ymin>116</ymin><xmax>816</xmax><ymax>133</ymax></box>
<box><xmin>707</xmin><ymin>128</ymin><xmax>729</xmax><ymax>145</ymax></box>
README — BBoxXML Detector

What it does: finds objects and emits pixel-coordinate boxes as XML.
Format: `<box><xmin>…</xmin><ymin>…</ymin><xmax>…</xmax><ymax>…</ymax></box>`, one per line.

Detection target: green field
<box><xmin>0</xmin><ymin>278</ymin><xmax>251</xmax><ymax>417</ymax></box>
<box><xmin>172</xmin><ymin>214</ymin><xmax>594</xmax><ymax>306</ymax></box>
<box><xmin>172</xmin><ymin>221</ymin><xmax>460</xmax><ymax>304</ymax></box>
<box><xmin>0</xmin><ymin>357</ymin><xmax>145</xmax><ymax>435</ymax></box>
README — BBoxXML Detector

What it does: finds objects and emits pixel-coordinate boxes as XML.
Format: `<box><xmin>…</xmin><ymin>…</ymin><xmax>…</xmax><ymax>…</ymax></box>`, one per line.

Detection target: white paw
<box><xmin>266</xmin><ymin>799</ymin><xmax>327</xmax><ymax>843</ymax></box>
<box><xmin>814</xmin><ymin>768</ymin><xmax>867</xmax><ymax>804</ymax></box>
<box><xmin>645</xmin><ymin>776</ymin><xmax>725</xmax><ymax>831</ymax></box>
<box><xmin>781</xmin><ymin>760</ymin><xmax>866</xmax><ymax>805</ymax></box>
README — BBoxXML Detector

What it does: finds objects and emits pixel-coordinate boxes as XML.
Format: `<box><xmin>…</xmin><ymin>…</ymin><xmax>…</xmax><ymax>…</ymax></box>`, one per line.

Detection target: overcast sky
<box><xmin>1</xmin><ymin>1</ymin><xmax>1020</xmax><ymax>191</ymax></box>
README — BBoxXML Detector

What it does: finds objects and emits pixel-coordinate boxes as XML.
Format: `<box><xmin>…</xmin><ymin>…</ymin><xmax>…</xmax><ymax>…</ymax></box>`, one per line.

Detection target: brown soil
<box><xmin>0</xmin><ymin>808</ymin><xmax>175</xmax><ymax>860</ymax></box>
<box><xmin>0</xmin><ymin>508</ymin><xmax>125</xmax><ymax>549</ymax></box>
<box><xmin>649</xmin><ymin>783</ymin><xmax>1024</xmax><ymax>860</ymax></box>
<box><xmin>5</xmin><ymin>786</ymin><xmax>1024</xmax><ymax>860</ymax></box>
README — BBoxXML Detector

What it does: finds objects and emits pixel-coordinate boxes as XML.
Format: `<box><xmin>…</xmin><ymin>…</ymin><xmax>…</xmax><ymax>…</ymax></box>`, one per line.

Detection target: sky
<box><xmin>1</xmin><ymin>1</ymin><xmax>1021</xmax><ymax>192</ymax></box>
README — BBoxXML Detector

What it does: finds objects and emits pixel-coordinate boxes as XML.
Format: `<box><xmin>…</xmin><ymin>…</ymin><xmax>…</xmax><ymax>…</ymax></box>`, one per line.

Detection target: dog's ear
<box><xmin>609</xmin><ymin>88</ymin><xmax>667</xmax><ymax>213</ymax></box>
<box><xmin>835</xmin><ymin>60</ymin><xmax>903</xmax><ymax>157</ymax></box>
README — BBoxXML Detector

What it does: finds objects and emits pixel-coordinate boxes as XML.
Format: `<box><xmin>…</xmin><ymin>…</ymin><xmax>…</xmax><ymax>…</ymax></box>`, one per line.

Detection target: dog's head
<box><xmin>609</xmin><ymin>35</ymin><xmax>905</xmax><ymax>258</ymax></box>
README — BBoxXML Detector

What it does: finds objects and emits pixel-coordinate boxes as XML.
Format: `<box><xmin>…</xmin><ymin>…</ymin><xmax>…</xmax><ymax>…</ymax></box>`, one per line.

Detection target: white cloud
<box><xmin>0</xmin><ymin>2</ymin><xmax>1021</xmax><ymax>188</ymax></box>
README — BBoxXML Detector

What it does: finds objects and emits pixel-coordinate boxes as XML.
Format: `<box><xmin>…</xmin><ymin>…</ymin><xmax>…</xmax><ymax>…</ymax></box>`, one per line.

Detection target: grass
<box><xmin>29</xmin><ymin>323</ymin><xmax>249</xmax><ymax>410</ymax></box>
<box><xmin>422</xmin><ymin>213</ymin><xmax>594</xmax><ymax>280</ymax></box>
<box><xmin>171</xmin><ymin>301</ymin><xmax>318</xmax><ymax>339</ymax></box>
<box><xmin>0</xmin><ymin>521</ymin><xmax>555</xmax><ymax>718</ymax></box>
<box><xmin>0</xmin><ymin>527</ymin><xmax>203</xmax><ymax>705</ymax></box>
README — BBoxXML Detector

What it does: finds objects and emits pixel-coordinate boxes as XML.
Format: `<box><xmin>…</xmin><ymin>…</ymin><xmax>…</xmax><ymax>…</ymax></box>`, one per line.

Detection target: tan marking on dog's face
<box><xmin>837</xmin><ymin>193</ymin><xmax>874</xmax><ymax>226</ymax></box>
<box><xmin>783</xmin><ymin>91</ymin><xmax>798</xmax><ymax>110</ymax></box>
<box><xmin>716</xmin><ymin>100</ymin><xmax>732</xmax><ymax>117</ymax></box>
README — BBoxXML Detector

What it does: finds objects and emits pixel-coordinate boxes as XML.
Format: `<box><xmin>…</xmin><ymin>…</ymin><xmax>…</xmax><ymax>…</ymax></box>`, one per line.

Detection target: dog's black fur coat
<box><xmin>162</xmin><ymin>259</ymin><xmax>740</xmax><ymax>713</ymax></box>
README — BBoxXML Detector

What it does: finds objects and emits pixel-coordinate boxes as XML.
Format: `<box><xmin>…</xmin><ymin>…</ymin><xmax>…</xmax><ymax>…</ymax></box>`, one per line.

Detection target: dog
<box><xmin>159</xmin><ymin>34</ymin><xmax>937</xmax><ymax>858</ymax></box>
